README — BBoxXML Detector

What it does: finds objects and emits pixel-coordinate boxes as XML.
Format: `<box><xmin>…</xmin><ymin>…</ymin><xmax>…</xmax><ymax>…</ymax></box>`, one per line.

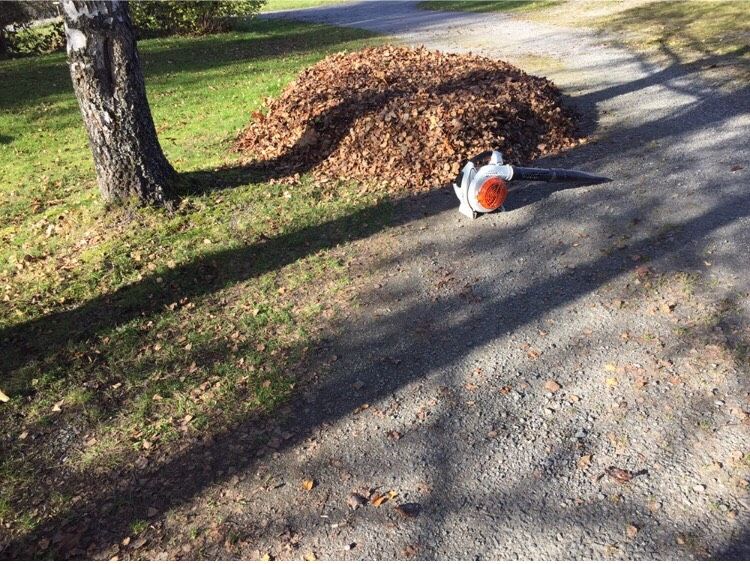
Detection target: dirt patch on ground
<box><xmin>234</xmin><ymin>45</ymin><xmax>581</xmax><ymax>190</ymax></box>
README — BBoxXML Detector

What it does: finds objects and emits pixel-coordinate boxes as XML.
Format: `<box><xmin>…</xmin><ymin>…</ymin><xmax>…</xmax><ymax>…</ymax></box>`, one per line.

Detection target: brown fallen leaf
<box><xmin>347</xmin><ymin>493</ymin><xmax>368</xmax><ymax>510</ymax></box>
<box><xmin>606</xmin><ymin>466</ymin><xmax>636</xmax><ymax>484</ymax></box>
<box><xmin>402</xmin><ymin>544</ymin><xmax>419</xmax><ymax>558</ymax></box>
<box><xmin>626</xmin><ymin>524</ymin><xmax>639</xmax><ymax>538</ymax></box>
<box><xmin>302</xmin><ymin>479</ymin><xmax>316</xmax><ymax>491</ymax></box>
<box><xmin>577</xmin><ymin>454</ymin><xmax>592</xmax><ymax>469</ymax></box>
<box><xmin>303</xmin><ymin>552</ymin><xmax>316</xmax><ymax>561</ymax></box>
<box><xmin>371</xmin><ymin>494</ymin><xmax>388</xmax><ymax>507</ymax></box>
<box><xmin>635</xmin><ymin>265</ymin><xmax>651</xmax><ymax>278</ymax></box>
<box><xmin>544</xmin><ymin>379</ymin><xmax>561</xmax><ymax>393</ymax></box>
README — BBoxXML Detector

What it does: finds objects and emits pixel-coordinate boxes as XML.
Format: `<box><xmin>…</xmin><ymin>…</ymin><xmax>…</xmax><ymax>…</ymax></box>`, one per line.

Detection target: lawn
<box><xmin>0</xmin><ymin>18</ymin><xmax>385</xmax><ymax>551</ymax></box>
<box><xmin>260</xmin><ymin>0</ymin><xmax>349</xmax><ymax>11</ymax></box>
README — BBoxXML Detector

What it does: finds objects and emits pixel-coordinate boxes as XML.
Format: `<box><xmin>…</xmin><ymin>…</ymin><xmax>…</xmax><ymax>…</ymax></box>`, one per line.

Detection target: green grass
<box><xmin>261</xmin><ymin>0</ymin><xmax>348</xmax><ymax>11</ymax></box>
<box><xmin>0</xmin><ymin>17</ymin><xmax>386</xmax><ymax>540</ymax></box>
<box><xmin>418</xmin><ymin>0</ymin><xmax>560</xmax><ymax>13</ymax></box>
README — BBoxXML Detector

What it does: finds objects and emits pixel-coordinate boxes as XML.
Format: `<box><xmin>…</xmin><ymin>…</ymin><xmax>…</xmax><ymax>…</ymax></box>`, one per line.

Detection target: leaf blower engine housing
<box><xmin>453</xmin><ymin>150</ymin><xmax>513</xmax><ymax>219</ymax></box>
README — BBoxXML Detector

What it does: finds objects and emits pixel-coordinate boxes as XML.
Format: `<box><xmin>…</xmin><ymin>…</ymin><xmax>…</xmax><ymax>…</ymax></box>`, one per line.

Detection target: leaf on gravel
<box><xmin>730</xmin><ymin>164</ymin><xmax>744</xmax><ymax>172</ymax></box>
<box><xmin>302</xmin><ymin>479</ymin><xmax>316</xmax><ymax>491</ymax></box>
<box><xmin>0</xmin><ymin>389</ymin><xmax>9</xmax><ymax>402</ymax></box>
<box><xmin>544</xmin><ymin>379</ymin><xmax>561</xmax><ymax>393</ymax></box>
<box><xmin>347</xmin><ymin>493</ymin><xmax>368</xmax><ymax>510</ymax></box>
<box><xmin>606</xmin><ymin>467</ymin><xmax>634</xmax><ymax>484</ymax></box>
<box><xmin>303</xmin><ymin>552</ymin><xmax>317</xmax><ymax>561</ymax></box>
<box><xmin>577</xmin><ymin>454</ymin><xmax>592</xmax><ymax>469</ymax></box>
<box><xmin>387</xmin><ymin>430</ymin><xmax>402</xmax><ymax>440</ymax></box>
<box><xmin>626</xmin><ymin>524</ymin><xmax>639</xmax><ymax>538</ymax></box>
<box><xmin>402</xmin><ymin>545</ymin><xmax>419</xmax><ymax>558</ymax></box>
<box><xmin>395</xmin><ymin>503</ymin><xmax>421</xmax><ymax>518</ymax></box>
<box><xmin>371</xmin><ymin>494</ymin><xmax>388</xmax><ymax>507</ymax></box>
<box><xmin>635</xmin><ymin>265</ymin><xmax>652</xmax><ymax>279</ymax></box>
<box><xmin>261</xmin><ymin>553</ymin><xmax>273</xmax><ymax>561</ymax></box>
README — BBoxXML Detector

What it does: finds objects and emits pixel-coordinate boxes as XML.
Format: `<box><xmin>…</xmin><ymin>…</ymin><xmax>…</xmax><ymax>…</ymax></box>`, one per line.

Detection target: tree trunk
<box><xmin>62</xmin><ymin>0</ymin><xmax>175</xmax><ymax>205</ymax></box>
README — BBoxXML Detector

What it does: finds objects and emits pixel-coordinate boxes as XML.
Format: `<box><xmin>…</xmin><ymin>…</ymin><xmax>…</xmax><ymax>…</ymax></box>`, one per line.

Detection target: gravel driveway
<box><xmin>150</xmin><ymin>2</ymin><xmax>749</xmax><ymax>559</ymax></box>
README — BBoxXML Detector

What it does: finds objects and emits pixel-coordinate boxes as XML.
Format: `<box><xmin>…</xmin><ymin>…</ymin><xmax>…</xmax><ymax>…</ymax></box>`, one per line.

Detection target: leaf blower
<box><xmin>453</xmin><ymin>150</ymin><xmax>610</xmax><ymax>219</ymax></box>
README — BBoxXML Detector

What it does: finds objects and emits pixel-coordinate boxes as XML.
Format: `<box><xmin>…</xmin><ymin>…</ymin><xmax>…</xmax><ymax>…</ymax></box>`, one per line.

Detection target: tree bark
<box><xmin>62</xmin><ymin>0</ymin><xmax>175</xmax><ymax>205</ymax></box>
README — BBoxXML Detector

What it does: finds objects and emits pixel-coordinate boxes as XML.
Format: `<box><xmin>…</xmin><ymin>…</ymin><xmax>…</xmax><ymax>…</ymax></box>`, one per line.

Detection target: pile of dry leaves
<box><xmin>234</xmin><ymin>45</ymin><xmax>582</xmax><ymax>191</ymax></box>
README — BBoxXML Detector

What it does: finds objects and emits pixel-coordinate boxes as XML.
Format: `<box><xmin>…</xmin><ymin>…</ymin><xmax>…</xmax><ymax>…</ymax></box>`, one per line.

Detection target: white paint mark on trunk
<box><xmin>62</xmin><ymin>0</ymin><xmax>115</xmax><ymax>22</ymax></box>
<box><xmin>65</xmin><ymin>28</ymin><xmax>88</xmax><ymax>55</ymax></box>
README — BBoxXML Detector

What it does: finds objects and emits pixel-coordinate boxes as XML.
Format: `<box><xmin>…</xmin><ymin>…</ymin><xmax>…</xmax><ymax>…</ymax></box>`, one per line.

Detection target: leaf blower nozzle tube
<box><xmin>510</xmin><ymin>166</ymin><xmax>610</xmax><ymax>184</ymax></box>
